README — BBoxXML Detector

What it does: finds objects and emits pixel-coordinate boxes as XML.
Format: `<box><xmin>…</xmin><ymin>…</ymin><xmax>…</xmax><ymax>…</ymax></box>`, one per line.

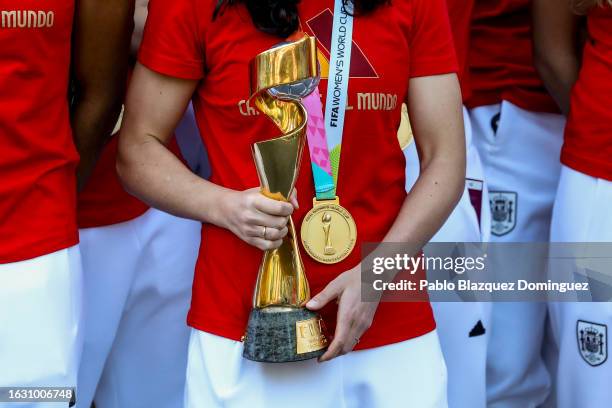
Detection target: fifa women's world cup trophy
<box><xmin>242</xmin><ymin>35</ymin><xmax>329</xmax><ymax>363</ymax></box>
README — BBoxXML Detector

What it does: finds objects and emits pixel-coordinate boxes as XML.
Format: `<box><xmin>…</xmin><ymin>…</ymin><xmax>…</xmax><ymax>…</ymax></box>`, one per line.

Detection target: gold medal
<box><xmin>300</xmin><ymin>197</ymin><xmax>357</xmax><ymax>264</ymax></box>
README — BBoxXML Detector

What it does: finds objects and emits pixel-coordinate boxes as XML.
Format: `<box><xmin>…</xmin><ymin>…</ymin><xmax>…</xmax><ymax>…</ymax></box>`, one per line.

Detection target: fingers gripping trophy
<box><xmin>242</xmin><ymin>35</ymin><xmax>329</xmax><ymax>363</ymax></box>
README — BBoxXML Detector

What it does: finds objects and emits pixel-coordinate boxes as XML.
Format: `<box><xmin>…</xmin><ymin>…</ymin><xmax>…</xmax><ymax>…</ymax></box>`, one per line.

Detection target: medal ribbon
<box><xmin>304</xmin><ymin>0</ymin><xmax>354</xmax><ymax>201</ymax></box>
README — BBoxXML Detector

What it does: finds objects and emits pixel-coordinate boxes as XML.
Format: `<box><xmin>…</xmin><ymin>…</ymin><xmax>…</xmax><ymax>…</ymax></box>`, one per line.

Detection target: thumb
<box><xmin>306</xmin><ymin>279</ymin><xmax>342</xmax><ymax>310</ymax></box>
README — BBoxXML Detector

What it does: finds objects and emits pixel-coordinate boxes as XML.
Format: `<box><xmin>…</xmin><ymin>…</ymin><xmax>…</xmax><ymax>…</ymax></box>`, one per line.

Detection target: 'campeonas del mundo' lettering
<box><xmin>1</xmin><ymin>10</ymin><xmax>55</xmax><ymax>29</ymax></box>
<box><xmin>357</xmin><ymin>93</ymin><xmax>398</xmax><ymax>111</ymax></box>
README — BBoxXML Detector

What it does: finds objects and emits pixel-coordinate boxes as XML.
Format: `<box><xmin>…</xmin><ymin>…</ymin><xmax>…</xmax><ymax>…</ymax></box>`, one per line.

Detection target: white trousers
<box><xmin>405</xmin><ymin>106</ymin><xmax>491</xmax><ymax>408</ymax></box>
<box><xmin>185</xmin><ymin>330</ymin><xmax>447</xmax><ymax>408</ymax></box>
<box><xmin>76</xmin><ymin>209</ymin><xmax>201</xmax><ymax>408</ymax></box>
<box><xmin>469</xmin><ymin>101</ymin><xmax>565</xmax><ymax>408</ymax></box>
<box><xmin>548</xmin><ymin>166</ymin><xmax>612</xmax><ymax>408</ymax></box>
<box><xmin>0</xmin><ymin>246</ymin><xmax>83</xmax><ymax>408</ymax></box>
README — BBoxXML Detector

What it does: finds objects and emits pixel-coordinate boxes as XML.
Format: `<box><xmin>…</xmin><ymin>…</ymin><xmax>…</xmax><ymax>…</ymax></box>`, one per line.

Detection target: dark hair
<box><xmin>214</xmin><ymin>0</ymin><xmax>390</xmax><ymax>38</ymax></box>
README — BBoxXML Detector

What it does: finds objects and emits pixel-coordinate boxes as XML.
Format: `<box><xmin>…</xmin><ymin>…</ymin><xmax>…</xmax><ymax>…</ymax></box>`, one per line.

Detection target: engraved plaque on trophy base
<box><xmin>243</xmin><ymin>307</ymin><xmax>327</xmax><ymax>363</ymax></box>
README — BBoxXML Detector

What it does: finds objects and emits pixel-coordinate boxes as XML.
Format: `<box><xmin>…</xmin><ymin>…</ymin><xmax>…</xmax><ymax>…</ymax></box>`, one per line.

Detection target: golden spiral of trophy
<box><xmin>242</xmin><ymin>35</ymin><xmax>329</xmax><ymax>363</ymax></box>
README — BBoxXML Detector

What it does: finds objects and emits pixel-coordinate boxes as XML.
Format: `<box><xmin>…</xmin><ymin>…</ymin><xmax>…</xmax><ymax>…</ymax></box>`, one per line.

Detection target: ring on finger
<box><xmin>262</xmin><ymin>226</ymin><xmax>267</xmax><ymax>240</ymax></box>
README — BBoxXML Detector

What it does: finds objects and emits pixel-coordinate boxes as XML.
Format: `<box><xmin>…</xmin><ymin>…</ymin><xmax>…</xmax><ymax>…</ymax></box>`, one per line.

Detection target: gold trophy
<box><xmin>242</xmin><ymin>35</ymin><xmax>328</xmax><ymax>363</ymax></box>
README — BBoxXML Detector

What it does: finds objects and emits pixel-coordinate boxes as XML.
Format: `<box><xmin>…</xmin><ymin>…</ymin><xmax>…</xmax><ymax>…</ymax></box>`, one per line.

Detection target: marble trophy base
<box><xmin>243</xmin><ymin>307</ymin><xmax>327</xmax><ymax>363</ymax></box>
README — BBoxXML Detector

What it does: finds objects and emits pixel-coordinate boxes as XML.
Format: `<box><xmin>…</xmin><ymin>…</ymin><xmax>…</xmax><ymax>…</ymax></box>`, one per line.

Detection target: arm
<box><xmin>117</xmin><ymin>64</ymin><xmax>296</xmax><ymax>250</ymax></box>
<box><xmin>308</xmin><ymin>73</ymin><xmax>466</xmax><ymax>361</ymax></box>
<box><xmin>71</xmin><ymin>0</ymin><xmax>135</xmax><ymax>189</ymax></box>
<box><xmin>388</xmin><ymin>74</ymin><xmax>466</xmax><ymax>245</ymax></box>
<box><xmin>532</xmin><ymin>0</ymin><xmax>582</xmax><ymax>114</ymax></box>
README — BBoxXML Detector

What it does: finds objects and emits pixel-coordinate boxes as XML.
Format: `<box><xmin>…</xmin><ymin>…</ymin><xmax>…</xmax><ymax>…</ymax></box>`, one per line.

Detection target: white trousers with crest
<box><xmin>469</xmin><ymin>101</ymin><xmax>565</xmax><ymax>408</ymax></box>
<box><xmin>546</xmin><ymin>165</ymin><xmax>612</xmax><ymax>408</ymax></box>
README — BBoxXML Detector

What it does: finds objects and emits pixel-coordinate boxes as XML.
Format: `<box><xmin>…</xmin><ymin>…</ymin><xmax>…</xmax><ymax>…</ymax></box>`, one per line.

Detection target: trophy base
<box><xmin>243</xmin><ymin>307</ymin><xmax>328</xmax><ymax>363</ymax></box>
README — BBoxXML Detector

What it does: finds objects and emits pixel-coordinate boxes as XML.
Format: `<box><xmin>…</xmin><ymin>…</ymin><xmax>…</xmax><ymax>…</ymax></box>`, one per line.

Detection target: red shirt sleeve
<box><xmin>409</xmin><ymin>0</ymin><xmax>458</xmax><ymax>78</ymax></box>
<box><xmin>138</xmin><ymin>0</ymin><xmax>205</xmax><ymax>80</ymax></box>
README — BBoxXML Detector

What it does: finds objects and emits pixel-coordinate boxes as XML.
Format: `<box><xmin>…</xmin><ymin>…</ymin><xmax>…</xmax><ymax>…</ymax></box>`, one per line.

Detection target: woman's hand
<box><xmin>218</xmin><ymin>187</ymin><xmax>299</xmax><ymax>251</ymax></box>
<box><xmin>306</xmin><ymin>264</ymin><xmax>381</xmax><ymax>362</ymax></box>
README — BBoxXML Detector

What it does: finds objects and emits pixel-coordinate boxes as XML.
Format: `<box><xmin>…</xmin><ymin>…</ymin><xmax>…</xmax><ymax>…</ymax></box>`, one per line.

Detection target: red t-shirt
<box><xmin>467</xmin><ymin>0</ymin><xmax>558</xmax><ymax>112</ymax></box>
<box><xmin>140</xmin><ymin>0</ymin><xmax>457</xmax><ymax>349</ymax></box>
<box><xmin>563</xmin><ymin>6</ymin><xmax>612</xmax><ymax>181</ymax></box>
<box><xmin>447</xmin><ymin>0</ymin><xmax>475</xmax><ymax>101</ymax></box>
<box><xmin>0</xmin><ymin>1</ymin><xmax>79</xmax><ymax>263</ymax></box>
